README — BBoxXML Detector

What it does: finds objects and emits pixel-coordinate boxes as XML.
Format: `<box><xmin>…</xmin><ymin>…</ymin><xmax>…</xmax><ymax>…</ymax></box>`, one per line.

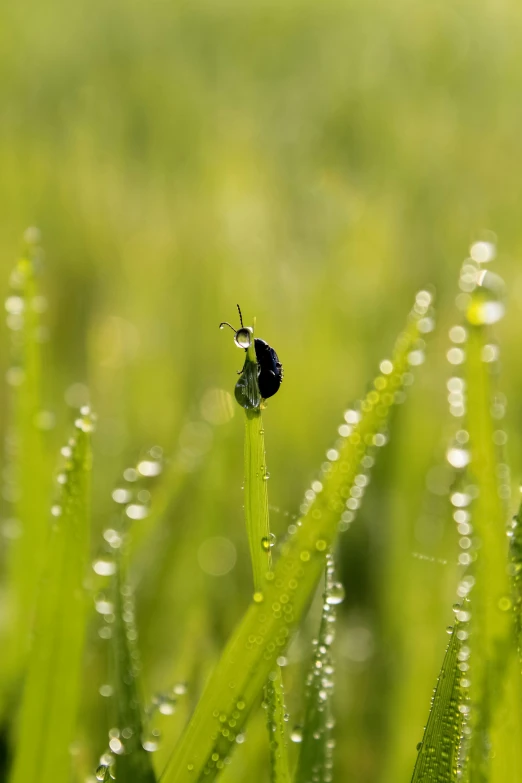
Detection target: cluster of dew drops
<box><xmin>288</xmin><ymin>289</ymin><xmax>434</xmax><ymax>541</ymax></box>
<box><xmin>443</xmin><ymin>240</ymin><xmax>511</xmax><ymax>576</ymax></box>
<box><xmin>417</xmin><ymin>239</ymin><xmax>512</xmax><ymax>771</ymax></box>
<box><xmin>92</xmin><ymin>447</ymin><xmax>163</xmax><ymax>586</ymax></box>
<box><xmin>288</xmin><ymin>555</ymin><xmax>344</xmax><ymax>783</ymax></box>
<box><xmin>94</xmin><ymin>683</ymin><xmax>188</xmax><ymax>781</ymax></box>
<box><xmin>416</xmin><ymin>603</ymin><xmax>472</xmax><ymax>775</ymax></box>
<box><xmin>91</xmin><ymin>447</ymin><xmax>186</xmax><ymax>781</ymax></box>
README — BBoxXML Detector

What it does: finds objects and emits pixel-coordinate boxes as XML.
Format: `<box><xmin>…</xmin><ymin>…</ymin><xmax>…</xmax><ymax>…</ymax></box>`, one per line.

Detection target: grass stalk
<box><xmin>1</xmin><ymin>235</ymin><xmax>50</xmax><ymax>710</ymax></box>
<box><xmin>9</xmin><ymin>408</ymin><xmax>93</xmax><ymax>783</ymax></box>
<box><xmin>242</xmin><ymin>334</ymin><xmax>272</xmax><ymax>594</ymax></box>
<box><xmin>106</xmin><ymin>557</ymin><xmax>157</xmax><ymax>783</ymax></box>
<box><xmin>295</xmin><ymin>554</ymin><xmax>340</xmax><ymax>783</ymax></box>
<box><xmin>410</xmin><ymin>611</ymin><xmax>468</xmax><ymax>783</ymax></box>
<box><xmin>464</xmin><ymin>304</ymin><xmax>512</xmax><ymax>780</ymax></box>
<box><xmin>240</xmin><ymin>327</ymin><xmax>288</xmax><ymax>777</ymax></box>
<box><xmin>265</xmin><ymin>669</ymin><xmax>292</xmax><ymax>783</ymax></box>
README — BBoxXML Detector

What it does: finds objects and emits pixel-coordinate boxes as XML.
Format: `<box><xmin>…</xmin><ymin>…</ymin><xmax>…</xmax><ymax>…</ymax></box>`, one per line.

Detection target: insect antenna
<box><xmin>236</xmin><ymin>304</ymin><xmax>244</xmax><ymax>328</ymax></box>
<box><xmin>219</xmin><ymin>321</ymin><xmax>236</xmax><ymax>333</ymax></box>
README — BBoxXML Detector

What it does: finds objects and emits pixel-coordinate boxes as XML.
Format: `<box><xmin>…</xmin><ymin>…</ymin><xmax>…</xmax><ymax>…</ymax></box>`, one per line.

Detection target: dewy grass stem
<box><xmin>243</xmin><ymin>334</ymin><xmax>272</xmax><ymax>595</ymax></box>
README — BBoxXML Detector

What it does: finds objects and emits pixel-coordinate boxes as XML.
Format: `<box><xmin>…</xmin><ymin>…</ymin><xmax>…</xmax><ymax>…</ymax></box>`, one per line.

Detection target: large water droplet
<box><xmin>234</xmin><ymin>328</ymin><xmax>252</xmax><ymax>349</ymax></box>
<box><xmin>137</xmin><ymin>460</ymin><xmax>162</xmax><ymax>477</ymax></box>
<box><xmin>96</xmin><ymin>765</ymin><xmax>110</xmax><ymax>781</ymax></box>
<box><xmin>326</xmin><ymin>583</ymin><xmax>345</xmax><ymax>605</ymax></box>
<box><xmin>290</xmin><ymin>726</ymin><xmax>303</xmax><ymax>743</ymax></box>
<box><xmin>93</xmin><ymin>556</ymin><xmax>117</xmax><ymax>576</ymax></box>
<box><xmin>446</xmin><ymin>447</ymin><xmax>470</xmax><ymax>469</ymax></box>
<box><xmin>466</xmin><ymin>270</ymin><xmax>506</xmax><ymax>325</ymax></box>
<box><xmin>261</xmin><ymin>533</ymin><xmax>276</xmax><ymax>552</ymax></box>
<box><xmin>142</xmin><ymin>729</ymin><xmax>161</xmax><ymax>752</ymax></box>
<box><xmin>470</xmin><ymin>240</ymin><xmax>496</xmax><ymax>264</ymax></box>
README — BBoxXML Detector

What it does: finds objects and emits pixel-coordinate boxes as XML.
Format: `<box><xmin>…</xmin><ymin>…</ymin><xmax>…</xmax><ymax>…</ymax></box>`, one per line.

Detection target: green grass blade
<box><xmin>463</xmin><ymin>266</ymin><xmax>512</xmax><ymax>781</ymax></box>
<box><xmin>1</xmin><ymin>233</ymin><xmax>50</xmax><ymax>707</ymax></box>
<box><xmin>265</xmin><ymin>669</ymin><xmax>291</xmax><ymax>783</ymax></box>
<box><xmin>241</xmin><ymin>331</ymin><xmax>271</xmax><ymax>594</ymax></box>
<box><xmin>160</xmin><ymin>291</ymin><xmax>430</xmax><ymax>783</ymax></box>
<box><xmin>244</xmin><ymin>408</ymin><xmax>272</xmax><ymax>595</ymax></box>
<box><xmin>295</xmin><ymin>554</ymin><xmax>340</xmax><ymax>783</ymax></box>
<box><xmin>239</xmin><ymin>328</ymin><xmax>289</xmax><ymax>778</ymax></box>
<box><xmin>410</xmin><ymin>610</ymin><xmax>468</xmax><ymax>783</ymax></box>
<box><xmin>106</xmin><ymin>558</ymin><xmax>157</xmax><ymax>783</ymax></box>
<box><xmin>95</xmin><ymin>467</ymin><xmax>158</xmax><ymax>783</ymax></box>
<box><xmin>511</xmin><ymin>502</ymin><xmax>522</xmax><ymax>669</ymax></box>
<box><xmin>9</xmin><ymin>407</ymin><xmax>93</xmax><ymax>783</ymax></box>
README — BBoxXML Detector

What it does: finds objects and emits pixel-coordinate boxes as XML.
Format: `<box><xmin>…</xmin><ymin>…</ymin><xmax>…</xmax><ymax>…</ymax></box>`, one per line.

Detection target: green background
<box><xmin>1</xmin><ymin>0</ymin><xmax>522</xmax><ymax>779</ymax></box>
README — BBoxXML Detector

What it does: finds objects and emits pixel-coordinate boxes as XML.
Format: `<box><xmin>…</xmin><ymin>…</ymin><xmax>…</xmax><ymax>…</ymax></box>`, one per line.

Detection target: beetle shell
<box><xmin>254</xmin><ymin>338</ymin><xmax>283</xmax><ymax>399</ymax></box>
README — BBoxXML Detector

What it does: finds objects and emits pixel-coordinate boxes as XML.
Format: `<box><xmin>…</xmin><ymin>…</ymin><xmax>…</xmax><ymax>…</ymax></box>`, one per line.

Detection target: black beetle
<box><xmin>220</xmin><ymin>305</ymin><xmax>283</xmax><ymax>402</ymax></box>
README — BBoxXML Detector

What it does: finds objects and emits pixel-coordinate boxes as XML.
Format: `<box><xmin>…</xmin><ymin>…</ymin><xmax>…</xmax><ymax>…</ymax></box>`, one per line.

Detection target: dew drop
<box><xmin>137</xmin><ymin>460</ymin><xmax>162</xmax><ymax>477</ymax></box>
<box><xmin>126</xmin><ymin>503</ymin><xmax>148</xmax><ymax>520</ymax></box>
<box><xmin>234</xmin><ymin>328</ymin><xmax>252</xmax><ymax>349</ymax></box>
<box><xmin>96</xmin><ymin>765</ymin><xmax>110</xmax><ymax>781</ymax></box>
<box><xmin>446</xmin><ymin>447</ymin><xmax>470</xmax><ymax>469</ymax></box>
<box><xmin>470</xmin><ymin>240</ymin><xmax>496</xmax><ymax>264</ymax></box>
<box><xmin>326</xmin><ymin>583</ymin><xmax>345</xmax><ymax>605</ymax></box>
<box><xmin>93</xmin><ymin>557</ymin><xmax>117</xmax><ymax>576</ymax></box>
<box><xmin>142</xmin><ymin>729</ymin><xmax>161</xmax><ymax>752</ymax></box>
<box><xmin>112</xmin><ymin>488</ymin><xmax>132</xmax><ymax>504</ymax></box>
<box><xmin>261</xmin><ymin>534</ymin><xmax>276</xmax><ymax>552</ymax></box>
<box><xmin>290</xmin><ymin>726</ymin><xmax>303</xmax><ymax>743</ymax></box>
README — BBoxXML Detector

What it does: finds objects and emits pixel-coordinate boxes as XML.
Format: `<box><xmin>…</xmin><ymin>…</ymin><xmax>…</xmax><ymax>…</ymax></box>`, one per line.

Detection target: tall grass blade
<box><xmin>1</xmin><ymin>232</ymin><xmax>50</xmax><ymax>707</ymax></box>
<box><xmin>9</xmin><ymin>408</ymin><xmax>94</xmax><ymax>783</ymax></box>
<box><xmin>463</xmin><ymin>264</ymin><xmax>512</xmax><ymax>780</ymax></box>
<box><xmin>241</xmin><ymin>333</ymin><xmax>272</xmax><ymax>594</ymax></box>
<box><xmin>106</xmin><ymin>559</ymin><xmax>157</xmax><ymax>783</ymax></box>
<box><xmin>511</xmin><ymin>501</ymin><xmax>522</xmax><ymax>669</ymax></box>
<box><xmin>160</xmin><ymin>291</ymin><xmax>431</xmax><ymax>783</ymax></box>
<box><xmin>95</xmin><ymin>468</ymin><xmax>158</xmax><ymax>783</ymax></box>
<box><xmin>295</xmin><ymin>554</ymin><xmax>340</xmax><ymax>783</ymax></box>
<box><xmin>239</xmin><ymin>327</ymin><xmax>289</xmax><ymax>777</ymax></box>
<box><xmin>410</xmin><ymin>610</ymin><xmax>468</xmax><ymax>783</ymax></box>
<box><xmin>265</xmin><ymin>669</ymin><xmax>291</xmax><ymax>783</ymax></box>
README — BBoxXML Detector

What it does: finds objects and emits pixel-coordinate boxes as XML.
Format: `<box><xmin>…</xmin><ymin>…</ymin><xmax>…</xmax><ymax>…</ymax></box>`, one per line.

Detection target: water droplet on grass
<box><xmin>142</xmin><ymin>729</ymin><xmax>161</xmax><ymax>751</ymax></box>
<box><xmin>446</xmin><ymin>447</ymin><xmax>470</xmax><ymax>469</ymax></box>
<box><xmin>234</xmin><ymin>328</ymin><xmax>252</xmax><ymax>349</ymax></box>
<box><xmin>326</xmin><ymin>583</ymin><xmax>345</xmax><ymax>605</ymax></box>
<box><xmin>93</xmin><ymin>557</ymin><xmax>116</xmax><ymax>576</ymax></box>
<box><xmin>470</xmin><ymin>240</ymin><xmax>496</xmax><ymax>263</ymax></box>
<box><xmin>137</xmin><ymin>460</ymin><xmax>162</xmax><ymax>477</ymax></box>
<box><xmin>126</xmin><ymin>503</ymin><xmax>148</xmax><ymax>520</ymax></box>
<box><xmin>291</xmin><ymin>726</ymin><xmax>303</xmax><ymax>743</ymax></box>
<box><xmin>261</xmin><ymin>533</ymin><xmax>276</xmax><ymax>551</ymax></box>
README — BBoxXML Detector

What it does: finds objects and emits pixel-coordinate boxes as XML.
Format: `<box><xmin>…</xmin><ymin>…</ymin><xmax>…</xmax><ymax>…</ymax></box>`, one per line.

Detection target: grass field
<box><xmin>1</xmin><ymin>0</ymin><xmax>522</xmax><ymax>781</ymax></box>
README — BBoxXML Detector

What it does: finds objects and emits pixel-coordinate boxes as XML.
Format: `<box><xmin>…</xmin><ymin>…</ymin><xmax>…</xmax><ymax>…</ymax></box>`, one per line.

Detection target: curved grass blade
<box><xmin>1</xmin><ymin>233</ymin><xmax>50</xmax><ymax>709</ymax></box>
<box><xmin>410</xmin><ymin>609</ymin><xmax>469</xmax><ymax>783</ymax></box>
<box><xmin>295</xmin><ymin>554</ymin><xmax>340</xmax><ymax>783</ymax></box>
<box><xmin>265</xmin><ymin>669</ymin><xmax>291</xmax><ymax>783</ymax></box>
<box><xmin>160</xmin><ymin>291</ymin><xmax>431</xmax><ymax>783</ymax></box>
<box><xmin>9</xmin><ymin>408</ymin><xmax>94</xmax><ymax>783</ymax></box>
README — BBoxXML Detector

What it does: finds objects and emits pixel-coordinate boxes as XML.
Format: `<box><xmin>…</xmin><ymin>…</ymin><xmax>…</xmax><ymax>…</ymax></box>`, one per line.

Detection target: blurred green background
<box><xmin>2</xmin><ymin>0</ymin><xmax>522</xmax><ymax>780</ymax></box>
